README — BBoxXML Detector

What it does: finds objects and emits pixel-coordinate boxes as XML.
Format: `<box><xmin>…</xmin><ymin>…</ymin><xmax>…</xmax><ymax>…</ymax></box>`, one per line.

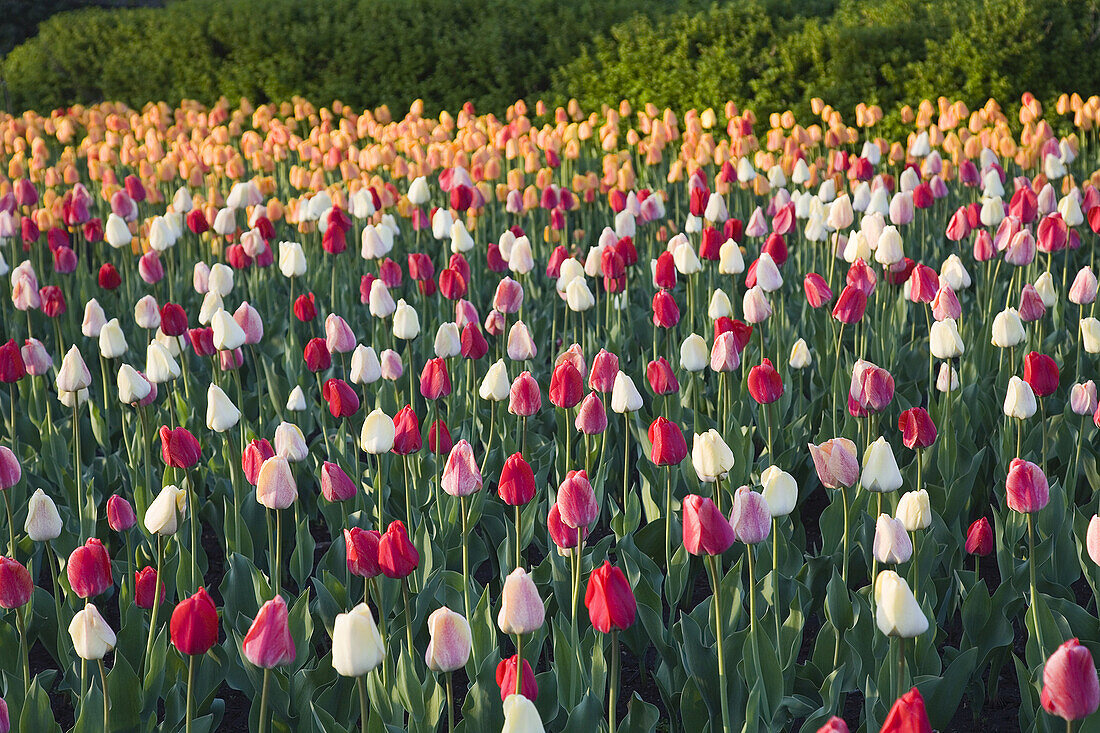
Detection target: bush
<box><xmin>1</xmin><ymin>0</ymin><xmax>703</xmax><ymax>113</ymax></box>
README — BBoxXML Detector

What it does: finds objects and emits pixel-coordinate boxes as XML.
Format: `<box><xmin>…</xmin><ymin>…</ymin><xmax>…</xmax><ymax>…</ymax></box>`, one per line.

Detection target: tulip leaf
<box><xmin>619</xmin><ymin>692</ymin><xmax>659</xmax><ymax>733</ymax></box>
<box><xmin>18</xmin><ymin>675</ymin><xmax>61</xmax><ymax>733</ymax></box>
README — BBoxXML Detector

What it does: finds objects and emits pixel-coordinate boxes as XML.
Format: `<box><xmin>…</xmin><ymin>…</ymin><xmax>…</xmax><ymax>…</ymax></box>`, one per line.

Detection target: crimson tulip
<box><xmin>585</xmin><ymin>561</ymin><xmax>636</xmax><ymax>633</ymax></box>
<box><xmin>499</xmin><ymin>452</ymin><xmax>537</xmax><ymax>506</ymax></box>
<box><xmin>496</xmin><ymin>655</ymin><xmax>538</xmax><ymax>701</ymax></box>
<box><xmin>345</xmin><ymin>528</ymin><xmax>382</xmax><ymax>578</ymax></box>
<box><xmin>67</xmin><ymin>538</ymin><xmax>112</xmax><ymax>598</ymax></box>
<box><xmin>171</xmin><ymin>588</ymin><xmax>220</xmax><ymax>656</ymax></box>
<box><xmin>378</xmin><ymin>521</ymin><xmax>419</xmax><ymax>579</ymax></box>
<box><xmin>648</xmin><ymin>417</ymin><xmax>687</xmax><ymax>466</ymax></box>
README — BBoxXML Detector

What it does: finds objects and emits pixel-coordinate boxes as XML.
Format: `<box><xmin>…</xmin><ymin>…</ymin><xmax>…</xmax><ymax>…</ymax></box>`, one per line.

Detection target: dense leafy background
<box><xmin>4</xmin><ymin>0</ymin><xmax>1100</xmax><ymax>122</ymax></box>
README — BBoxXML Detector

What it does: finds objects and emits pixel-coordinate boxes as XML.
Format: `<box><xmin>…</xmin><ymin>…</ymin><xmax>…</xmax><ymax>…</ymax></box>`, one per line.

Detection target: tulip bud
<box><xmin>760</xmin><ymin>466</ymin><xmax>797</xmax><ymax>516</ymax></box>
<box><xmin>498</xmin><ymin>568</ymin><xmax>545</xmax><ymax>635</ymax></box>
<box><xmin>0</xmin><ymin>557</ymin><xmax>32</xmax><ymax>609</ymax></box>
<box><xmin>611</xmin><ymin>372</ymin><xmax>643</xmax><ymax>413</ymax></box>
<box><xmin>965</xmin><ymin>517</ymin><xmax>994</xmax><ymax>557</ymax></box>
<box><xmin>24</xmin><ymin>488</ymin><xmax>62</xmax><ymax>541</ymax></box>
<box><xmin>809</xmin><ymin>438</ymin><xmax>859</xmax><ymax>488</ymax></box>
<box><xmin>145</xmin><ymin>484</ymin><xmax>186</xmax><ymax>535</ymax></box>
<box><xmin>274</xmin><ymin>421</ymin><xmax>308</xmax><ymax>461</ymax></box>
<box><xmin>286</xmin><ymin>386</ymin><xmax>307</xmax><ymax>411</ymax></box>
<box><xmin>69</xmin><ymin>603</ymin><xmax>116</xmax><ymax>660</ymax></box>
<box><xmin>393</xmin><ymin>299</ymin><xmax>420</xmax><ymax>340</ymax></box>
<box><xmin>442</xmin><ymin>440</ymin><xmax>482</xmax><ymax>497</ymax></box>
<box><xmin>206</xmin><ymin>383</ymin><xmax>241</xmax><ymax>432</ymax></box>
<box><xmin>1004</xmin><ymin>376</ymin><xmax>1038</xmax><ymax>419</ymax></box>
<box><xmin>502</xmin><ymin>694</ymin><xmax>545</xmax><ymax>733</ymax></box>
<box><xmin>873</xmin><ymin>514</ymin><xmax>913</xmax><ymax>564</ymax></box>
<box><xmin>425</xmin><ymin>607</ymin><xmax>472</xmax><ymax>673</ymax></box>
<box><xmin>1041</xmin><ymin>638</ymin><xmax>1100</xmax><ymax>721</ymax></box>
<box><xmin>992</xmin><ymin>308</ymin><xmax>1026</xmax><ymax>348</ymax></box>
<box><xmin>682</xmin><ymin>494</ymin><xmax>736</xmax><ymax>555</ymax></box>
<box><xmin>256</xmin><ymin>456</ymin><xmax>297</xmax><ymax>510</ymax></box>
<box><xmin>1006</xmin><ymin>458</ymin><xmax>1049</xmax><ymax>513</ymax></box>
<box><xmin>171</xmin><ymin>587</ymin><xmax>219</xmax><ymax>656</ymax></box>
<box><xmin>107</xmin><ymin>494</ymin><xmax>136</xmax><ymax>532</ymax></box>
<box><xmin>874</xmin><ymin>570</ymin><xmax>928</xmax><ymax>637</ymax></box>
<box><xmin>243</xmin><ymin>596</ymin><xmax>296</xmax><ymax>669</ymax></box>
<box><xmin>585</xmin><ymin>561</ymin><xmax>636</xmax><ymax>632</ymax></box>
<box><xmin>895</xmin><ymin>489</ymin><xmax>931</xmax><ymax>531</ymax></box>
<box><xmin>134</xmin><ymin>566</ymin><xmax>165</xmax><ymax>609</ymax></box>
<box><xmin>378</xmin><ymin>520</ymin><xmax>419</xmax><ymax>578</ymax></box>
<box><xmin>730</xmin><ymin>486</ymin><xmax>771</xmax><ymax>543</ymax></box>
<box><xmin>691</xmin><ymin>430</ymin><xmax>734</xmax><ymax>483</ymax></box>
<box><xmin>789</xmin><ymin>338</ymin><xmax>812</xmax><ymax>369</ymax></box>
<box><xmin>67</xmin><ymin>538</ymin><xmax>112</xmax><ymax>598</ymax></box>
<box><xmin>929</xmin><ymin>317</ymin><xmax>964</xmax><ymax>359</ymax></box>
<box><xmin>861</xmin><ymin>437</ymin><xmax>904</xmax><ymax>493</ymax></box>
<box><xmin>56</xmin><ymin>345</ymin><xmax>92</xmax><ymax>393</ymax></box>
<box><xmin>332</xmin><ymin>603</ymin><xmax>385</xmax><ymax>677</ymax></box>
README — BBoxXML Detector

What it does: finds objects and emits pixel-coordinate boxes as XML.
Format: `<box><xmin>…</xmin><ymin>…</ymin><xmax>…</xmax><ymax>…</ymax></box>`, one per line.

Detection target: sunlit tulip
<box><xmin>256</xmin><ymin>456</ymin><xmax>298</xmax><ymax>510</ymax></box>
<box><xmin>874</xmin><ymin>571</ymin><xmax>928</xmax><ymax>637</ymax></box>
<box><xmin>1041</xmin><ymin>638</ymin><xmax>1100</xmax><ymax>722</ymax></box>
<box><xmin>861</xmin><ymin>437</ymin><xmax>903</xmax><ymax>493</ymax></box>
<box><xmin>808</xmin><ymin>438</ymin><xmax>859</xmax><ymax>488</ymax></box>
<box><xmin>497</xmin><ymin>568</ymin><xmax>544</xmax><ymax>635</ymax></box>
<box><xmin>145</xmin><ymin>484</ymin><xmax>186</xmax><ymax>535</ymax></box>
<box><xmin>730</xmin><ymin>486</ymin><xmax>770</xmax><ymax>544</ymax></box>
<box><xmin>243</xmin><ymin>596</ymin><xmax>296</xmax><ymax>669</ymax></box>
<box><xmin>873</xmin><ymin>515</ymin><xmax>913</xmax><ymax>564</ymax></box>
<box><xmin>425</xmin><ymin>607</ymin><xmax>472</xmax><ymax>673</ymax></box>
<box><xmin>328</xmin><ymin>602</ymin><xmax>385</xmax><ymax>679</ymax></box>
<box><xmin>760</xmin><ymin>466</ymin><xmax>797</xmax><ymax>516</ymax></box>
<box><xmin>691</xmin><ymin>430</ymin><xmax>734</xmax><ymax>482</ymax></box>
<box><xmin>24</xmin><ymin>489</ymin><xmax>61</xmax><ymax>542</ymax></box>
<box><xmin>69</xmin><ymin>604</ymin><xmax>116</xmax><ymax>660</ymax></box>
<box><xmin>206</xmin><ymin>383</ymin><xmax>241</xmax><ymax>432</ymax></box>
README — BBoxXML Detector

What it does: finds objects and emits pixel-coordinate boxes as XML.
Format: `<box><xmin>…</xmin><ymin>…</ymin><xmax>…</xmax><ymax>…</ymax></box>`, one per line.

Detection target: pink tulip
<box><xmin>242</xmin><ymin>596</ymin><xmax>296</xmax><ymax>669</ymax></box>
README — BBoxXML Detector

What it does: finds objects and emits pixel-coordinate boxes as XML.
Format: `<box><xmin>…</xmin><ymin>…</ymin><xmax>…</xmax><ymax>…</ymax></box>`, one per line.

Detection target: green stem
<box><xmin>3</xmin><ymin>490</ymin><xmax>15</xmax><ymax>557</ymax></box>
<box><xmin>16</xmin><ymin>605</ymin><xmax>29</xmax><ymax>694</ymax></box>
<box><xmin>460</xmin><ymin>495</ymin><xmax>470</xmax><ymax>619</ymax></box>
<box><xmin>1028</xmin><ymin>513</ymin><xmax>1043</xmax><ymax>656</ymax></box>
<box><xmin>144</xmin><ymin>534</ymin><xmax>163</xmax><ymax>675</ymax></box>
<box><xmin>186</xmin><ymin>654</ymin><xmax>195</xmax><ymax>733</ymax></box>
<box><xmin>99</xmin><ymin>658</ymin><xmax>110</xmax><ymax>733</ymax></box>
<box><xmin>609</xmin><ymin>628</ymin><xmax>620</xmax><ymax>733</ymax></box>
<box><xmin>357</xmin><ymin>675</ymin><xmax>369</xmax><ymax>733</ymax></box>
<box><xmin>706</xmin><ymin>555</ymin><xmax>732</xmax><ymax>733</ymax></box>
<box><xmin>514</xmin><ymin>503</ymin><xmax>522</xmax><ymax>570</ymax></box>
<box><xmin>402</xmin><ymin>578</ymin><xmax>413</xmax><ymax>654</ymax></box>
<box><xmin>258</xmin><ymin>667</ymin><xmax>271</xmax><ymax>733</ymax></box>
<box><xmin>274</xmin><ymin>508</ymin><xmax>282</xmax><ymax>596</ymax></box>
<box><xmin>445</xmin><ymin>672</ymin><xmax>455</xmax><ymax>733</ymax></box>
<box><xmin>514</xmin><ymin>633</ymin><xmax>523</xmax><ymax>696</ymax></box>
<box><xmin>897</xmin><ymin>636</ymin><xmax>905</xmax><ymax>703</ymax></box>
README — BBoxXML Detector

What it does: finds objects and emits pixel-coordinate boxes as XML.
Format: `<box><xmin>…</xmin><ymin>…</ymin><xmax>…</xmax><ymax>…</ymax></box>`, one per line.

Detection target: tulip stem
<box><xmin>705</xmin><ymin>555</ymin><xmax>731</xmax><ymax>733</ymax></box>
<box><xmin>460</xmin><ymin>495</ymin><xmax>470</xmax><ymax>620</ymax></box>
<box><xmin>839</xmin><ymin>485</ymin><xmax>849</xmax><ymax>585</ymax></box>
<box><xmin>609</xmin><ymin>628</ymin><xmax>620</xmax><ymax>733</ymax></box>
<box><xmin>144</xmin><ymin>534</ymin><xmax>163</xmax><ymax>676</ymax></box>
<box><xmin>2</xmin><ymin>489</ymin><xmax>14</xmax><ymax>557</ymax></box>
<box><xmin>187</xmin><ymin>470</ymin><xmax>199</xmax><ymax>592</ymax></box>
<box><xmin>258</xmin><ymin>667</ymin><xmax>271</xmax><ymax>733</ymax></box>
<box><xmin>374</xmin><ymin>454</ymin><xmax>384</xmax><ymax>531</ymax></box>
<box><xmin>402</xmin><ymin>579</ymin><xmax>413</xmax><ymax>654</ymax></box>
<box><xmin>514</xmin><ymin>503</ymin><xmax>522</xmax><ymax>571</ymax></box>
<box><xmin>403</xmin><ymin>454</ymin><xmax>412</xmax><ymax>539</ymax></box>
<box><xmin>358</xmin><ymin>673</ymin><xmax>371</xmax><ymax>730</ymax></box>
<box><xmin>16</xmin><ymin>605</ymin><xmax>29</xmax><ymax>694</ymax></box>
<box><xmin>73</xmin><ymin>401</ymin><xmax>84</xmax><ymax>538</ymax></box>
<box><xmin>274</xmin><ymin>508</ymin><xmax>282</xmax><ymax>597</ymax></box>
<box><xmin>772</xmin><ymin>518</ymin><xmax>781</xmax><ymax>644</ymax></box>
<box><xmin>1028</xmin><ymin>512</ymin><xmax>1043</xmax><ymax>656</ymax></box>
<box><xmin>896</xmin><ymin>636</ymin><xmax>905</xmax><ymax>702</ymax></box>
<box><xmin>665</xmin><ymin>467</ymin><xmax>673</xmax><ymax>580</ymax></box>
<box><xmin>186</xmin><ymin>653</ymin><xmax>195</xmax><ymax>733</ymax></box>
<box><xmin>99</xmin><ymin>657</ymin><xmax>110</xmax><ymax>733</ymax></box>
<box><xmin>622</xmin><ymin>415</ymin><xmax>630</xmax><ymax>514</ymax></box>
<box><xmin>445</xmin><ymin>672</ymin><xmax>455</xmax><ymax>733</ymax></box>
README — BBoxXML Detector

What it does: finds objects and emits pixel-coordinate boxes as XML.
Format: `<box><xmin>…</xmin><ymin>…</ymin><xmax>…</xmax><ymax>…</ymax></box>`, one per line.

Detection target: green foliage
<box><xmin>5</xmin><ymin>0</ymin><xmax>1100</xmax><ymax>122</ymax></box>
<box><xmin>1</xmin><ymin>0</ymin><xmax>702</xmax><ymax>113</ymax></box>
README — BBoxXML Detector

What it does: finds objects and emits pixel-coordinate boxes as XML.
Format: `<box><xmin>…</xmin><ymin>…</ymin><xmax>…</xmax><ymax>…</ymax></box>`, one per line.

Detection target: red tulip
<box><xmin>460</xmin><ymin>324</ymin><xmax>489</xmax><ymax>360</ymax></box>
<box><xmin>378</xmin><ymin>520</ymin><xmax>419</xmax><ymax>579</ymax></box>
<box><xmin>898</xmin><ymin>407</ymin><xmax>936</xmax><ymax>449</ymax></box>
<box><xmin>1009</xmin><ymin>186</ymin><xmax>1038</xmax><ymax>223</ymax></box>
<box><xmin>188</xmin><ymin>327</ymin><xmax>216</xmax><ymax>357</ymax></box>
<box><xmin>846</xmin><ymin>259</ymin><xmax>877</xmax><ymax>296</ymax></box>
<box><xmin>439</xmin><ymin>268</ymin><xmax>467</xmax><ymax>300</ymax></box>
<box><xmin>548</xmin><ymin>503</ymin><xmax>589</xmax><ymax>551</ymax></box>
<box><xmin>1006</xmin><ymin>458</ymin><xmax>1049</xmax><ymax>513</ymax></box>
<box><xmin>160</xmin><ymin>426</ymin><xmax>201</xmax><ymax>469</ymax></box>
<box><xmin>816</xmin><ymin>716</ymin><xmax>849</xmax><ymax>733</ymax></box>
<box><xmin>320</xmin><ymin>462</ymin><xmax>357</xmax><ymax>502</ymax></box>
<box><xmin>171</xmin><ymin>587</ymin><xmax>220</xmax><ymax>656</ymax></box>
<box><xmin>134</xmin><ymin>566</ymin><xmax>165</xmax><ymax>609</ymax></box>
<box><xmin>0</xmin><ymin>340</ymin><xmax>26</xmax><ymax>383</ymax></box>
<box><xmin>654</xmin><ymin>251</ymin><xmax>676</xmax><ymax>289</ymax></box>
<box><xmin>419</xmin><ymin>358</ymin><xmax>452</xmax><ymax>400</ymax></box>
<box><xmin>945</xmin><ymin>208</ymin><xmax>970</xmax><ymax>241</ymax></box>
<box><xmin>557</xmin><ymin>470</ymin><xmax>599</xmax><ymax>529</ymax></box>
<box><xmin>747</xmin><ymin>359</ymin><xmax>783</xmax><ymax>404</ymax></box>
<box><xmin>1018</xmin><ymin>284</ymin><xmax>1047</xmax><ymax>322</ymax></box>
<box><xmin>575</xmin><ymin>392</ymin><xmax>608</xmax><ymax>435</ymax></box>
<box><xmin>243</xmin><ymin>596</ymin><xmax>296</xmax><ymax>668</ymax></box>
<box><xmin>880</xmin><ymin>687</ymin><xmax>932</xmax><ymax>733</ymax></box>
<box><xmin>496</xmin><ymin>655</ymin><xmax>538</xmax><ymax>701</ymax></box>
<box><xmin>186</xmin><ymin>209</ymin><xmax>209</xmax><ymax>234</ymax></box>
<box><xmin>39</xmin><ymin>286</ymin><xmax>66</xmax><ymax>318</ymax></box>
<box><xmin>407</xmin><ymin>252</ymin><xmax>435</xmax><ymax>282</ymax></box>
<box><xmin>965</xmin><ymin>518</ymin><xmax>993</xmax><ymax>556</ymax></box>
<box><xmin>499</xmin><ymin>452</ymin><xmax>537</xmax><ymax>506</ymax></box>
<box><xmin>682</xmin><ymin>494</ymin><xmax>735</xmax><ymax>556</ymax></box>
<box><xmin>160</xmin><ymin>303</ymin><xmax>189</xmax><ymax>336</ymax></box>
<box><xmin>323</xmin><ymin>378</ymin><xmax>360</xmax><ymax>418</ymax></box>
<box><xmin>887</xmin><ymin>258</ymin><xmax>917</xmax><ymax>285</ymax></box>
<box><xmin>585</xmin><ymin>561</ymin><xmax>636</xmax><ymax>633</ymax></box>
<box><xmin>652</xmin><ymin>290</ymin><xmax>680</xmax><ymax>328</ymax></box>
<box><xmin>849</xmin><ymin>359</ymin><xmax>895</xmax><ymax>416</ymax></box>
<box><xmin>67</xmin><ymin>538</ymin><xmax>112</xmax><ymax>598</ymax></box>
<box><xmin>803</xmin><ymin>273</ymin><xmax>833</xmax><ymax>308</ymax></box>
<box><xmin>908</xmin><ymin>264</ymin><xmax>939</xmax><ymax>304</ymax></box>
<box><xmin>84</xmin><ymin>218</ymin><xmax>104</xmax><ymax>243</ymax></box>
<box><xmin>1024</xmin><ymin>351</ymin><xmax>1059</xmax><ymax>397</ymax></box>
<box><xmin>1037</xmin><ymin>213</ymin><xmax>1069</xmax><ymax>254</ymax></box>
<box><xmin>763</xmin><ymin>232</ymin><xmax>788</xmax><ymax>266</ymax></box>
<box><xmin>344</xmin><ymin>528</ymin><xmax>381</xmax><ymax>578</ymax></box>
<box><xmin>832</xmin><ymin>285</ymin><xmax>867</xmax><ymax>324</ymax></box>
<box><xmin>0</xmin><ymin>557</ymin><xmax>32</xmax><ymax>609</ymax></box>
<box><xmin>1041</xmin><ymin>638</ymin><xmax>1100</xmax><ymax>721</ymax></box>
<box><xmin>242</xmin><ymin>439</ymin><xmax>275</xmax><ymax>485</ymax></box>
<box><xmin>107</xmin><ymin>495</ymin><xmax>136</xmax><ymax>532</ymax></box>
<box><xmin>648</xmin><ymin>417</ymin><xmax>687</xmax><ymax>466</ymax></box>
<box><xmin>293</xmin><ymin>293</ymin><xmax>317</xmax><ymax>322</ymax></box>
<box><xmin>646</xmin><ymin>357</ymin><xmax>680</xmax><ymax>395</ymax></box>
<box><xmin>589</xmin><ymin>350</ymin><xmax>619</xmax><ymax>393</ymax></box>
<box><xmin>304</xmin><ymin>338</ymin><xmax>331</xmax><ymax>372</ymax></box>
<box><xmin>379</xmin><ymin>258</ymin><xmax>403</xmax><ymax>287</ymax></box>
<box><xmin>509</xmin><ymin>371</ymin><xmax>542</xmax><ymax>417</ymax></box>
<box><xmin>549</xmin><ymin>362</ymin><xmax>584</xmax><ymax>409</ymax></box>
<box><xmin>97</xmin><ymin>263</ymin><xmax>121</xmax><ymax>290</ymax></box>
<box><xmin>392</xmin><ymin>405</ymin><xmax>422</xmax><ymax>455</ymax></box>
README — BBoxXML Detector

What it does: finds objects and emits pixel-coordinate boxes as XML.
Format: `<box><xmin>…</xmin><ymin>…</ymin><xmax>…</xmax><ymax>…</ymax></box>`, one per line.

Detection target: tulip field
<box><xmin>5</xmin><ymin>93</ymin><xmax>1100</xmax><ymax>732</ymax></box>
